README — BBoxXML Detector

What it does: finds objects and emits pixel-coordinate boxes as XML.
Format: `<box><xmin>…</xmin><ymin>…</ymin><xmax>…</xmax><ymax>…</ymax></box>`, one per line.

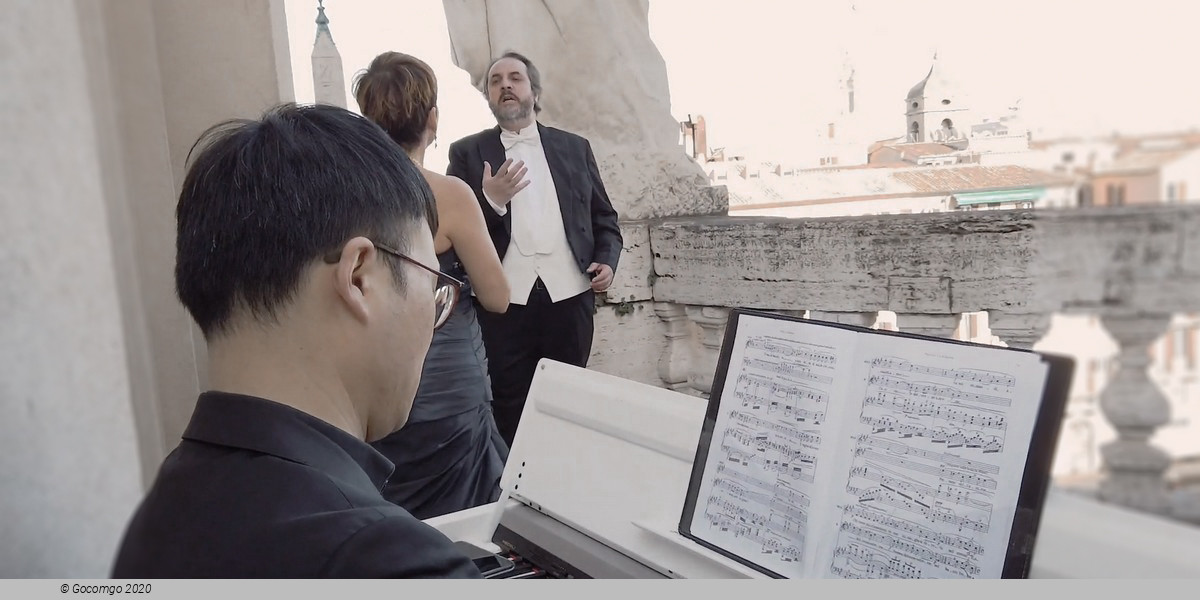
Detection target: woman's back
<box><xmin>370</xmin><ymin>172</ymin><xmax>510</xmax><ymax>520</ymax></box>
<box><xmin>352</xmin><ymin>50</ymin><xmax>511</xmax><ymax>519</ymax></box>
<box><xmin>403</xmin><ymin>248</ymin><xmax>490</xmax><ymax>422</ymax></box>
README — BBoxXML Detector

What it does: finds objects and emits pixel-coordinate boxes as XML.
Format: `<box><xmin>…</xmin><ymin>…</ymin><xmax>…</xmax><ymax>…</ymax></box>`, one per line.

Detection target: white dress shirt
<box><xmin>484</xmin><ymin>124</ymin><xmax>590</xmax><ymax>305</ymax></box>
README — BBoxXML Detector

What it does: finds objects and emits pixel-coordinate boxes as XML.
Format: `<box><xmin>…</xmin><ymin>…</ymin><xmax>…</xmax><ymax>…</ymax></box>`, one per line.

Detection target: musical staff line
<box><xmin>871</xmin><ymin>357</ymin><xmax>1016</xmax><ymax>387</ymax></box>
<box><xmin>743</xmin><ymin>358</ymin><xmax>835</xmax><ymax>385</ymax></box>
<box><xmin>867</xmin><ymin>375</ymin><xmax>1011</xmax><ymax>408</ymax></box>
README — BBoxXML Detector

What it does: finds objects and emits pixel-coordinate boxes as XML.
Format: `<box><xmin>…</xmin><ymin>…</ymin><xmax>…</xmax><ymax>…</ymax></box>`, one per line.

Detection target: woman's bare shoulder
<box><xmin>423</xmin><ymin>170</ymin><xmax>472</xmax><ymax>193</ymax></box>
<box><xmin>423</xmin><ymin>170</ymin><xmax>477</xmax><ymax>208</ymax></box>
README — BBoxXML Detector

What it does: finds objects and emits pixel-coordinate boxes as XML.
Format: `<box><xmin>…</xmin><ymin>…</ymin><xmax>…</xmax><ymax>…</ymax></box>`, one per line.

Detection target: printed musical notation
<box><xmin>870</xmin><ymin>357</ymin><xmax>1016</xmax><ymax>387</ymax></box>
<box><xmin>698</xmin><ymin>334</ymin><xmax>838</xmax><ymax>568</ymax></box>
<box><xmin>868</xmin><ymin>375</ymin><xmax>1011</xmax><ymax>408</ymax></box>
<box><xmin>828</xmin><ymin>352</ymin><xmax>1023</xmax><ymax>579</ymax></box>
<box><xmin>859</xmin><ymin>415</ymin><xmax>1003</xmax><ymax>453</ymax></box>
<box><xmin>747</xmin><ymin>337</ymin><xmax>837</xmax><ymax>367</ymax></box>
<box><xmin>729</xmin><ymin>410</ymin><xmax>822</xmax><ymax>446</ymax></box>
<box><xmin>743</xmin><ymin>359</ymin><xmax>834</xmax><ymax>386</ymax></box>
<box><xmin>690</xmin><ymin>314</ymin><xmax>1048</xmax><ymax>579</ymax></box>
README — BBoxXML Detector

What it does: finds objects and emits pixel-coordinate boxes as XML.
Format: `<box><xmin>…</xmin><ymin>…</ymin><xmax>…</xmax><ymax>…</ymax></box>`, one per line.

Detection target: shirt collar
<box><xmin>500</xmin><ymin>122</ymin><xmax>541</xmax><ymax>150</ymax></box>
<box><xmin>181</xmin><ymin>391</ymin><xmax>395</xmax><ymax>492</ymax></box>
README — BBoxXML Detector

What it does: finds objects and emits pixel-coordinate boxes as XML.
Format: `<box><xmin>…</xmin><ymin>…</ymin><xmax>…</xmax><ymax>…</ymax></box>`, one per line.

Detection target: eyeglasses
<box><xmin>324</xmin><ymin>240</ymin><xmax>464</xmax><ymax>330</ymax></box>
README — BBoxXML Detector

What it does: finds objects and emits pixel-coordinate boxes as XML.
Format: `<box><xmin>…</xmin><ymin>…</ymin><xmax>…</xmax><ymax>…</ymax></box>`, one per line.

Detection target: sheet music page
<box><xmin>687</xmin><ymin>314</ymin><xmax>861</xmax><ymax>578</ymax></box>
<box><xmin>811</xmin><ymin>334</ymin><xmax>1048</xmax><ymax>579</ymax></box>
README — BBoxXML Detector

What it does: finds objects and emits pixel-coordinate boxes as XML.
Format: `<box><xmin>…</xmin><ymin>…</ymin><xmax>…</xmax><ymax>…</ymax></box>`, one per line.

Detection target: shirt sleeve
<box><xmin>322</xmin><ymin>515</ymin><xmax>483</xmax><ymax>579</ymax></box>
<box><xmin>482</xmin><ymin>189</ymin><xmax>508</xmax><ymax>217</ymax></box>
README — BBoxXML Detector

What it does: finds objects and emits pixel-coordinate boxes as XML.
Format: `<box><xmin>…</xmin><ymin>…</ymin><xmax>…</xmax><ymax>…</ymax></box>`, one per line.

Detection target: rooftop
<box><xmin>725</xmin><ymin>163</ymin><xmax>1072</xmax><ymax>207</ymax></box>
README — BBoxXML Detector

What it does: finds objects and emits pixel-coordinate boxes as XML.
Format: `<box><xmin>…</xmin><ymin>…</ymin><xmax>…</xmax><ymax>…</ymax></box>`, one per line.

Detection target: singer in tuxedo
<box><xmin>447</xmin><ymin>51</ymin><xmax>622</xmax><ymax>448</ymax></box>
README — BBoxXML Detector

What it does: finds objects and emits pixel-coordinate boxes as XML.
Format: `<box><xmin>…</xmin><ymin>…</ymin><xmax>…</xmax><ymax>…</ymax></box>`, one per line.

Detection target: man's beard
<box><xmin>490</xmin><ymin>95</ymin><xmax>534</xmax><ymax>125</ymax></box>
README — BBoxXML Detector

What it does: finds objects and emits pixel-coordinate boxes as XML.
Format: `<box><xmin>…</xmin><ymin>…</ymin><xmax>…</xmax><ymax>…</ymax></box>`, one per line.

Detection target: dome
<box><xmin>906</xmin><ymin>55</ymin><xmax>957</xmax><ymax>102</ymax></box>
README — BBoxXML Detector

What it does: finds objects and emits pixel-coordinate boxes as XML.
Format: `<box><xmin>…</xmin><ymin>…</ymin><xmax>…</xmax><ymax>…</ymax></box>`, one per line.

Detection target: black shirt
<box><xmin>111</xmin><ymin>391</ymin><xmax>481</xmax><ymax>578</ymax></box>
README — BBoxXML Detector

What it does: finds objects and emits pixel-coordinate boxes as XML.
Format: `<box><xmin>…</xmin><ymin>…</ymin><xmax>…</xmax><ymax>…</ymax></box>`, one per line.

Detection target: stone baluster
<box><xmin>893</xmin><ymin>313</ymin><xmax>961</xmax><ymax>339</ymax></box>
<box><xmin>684</xmin><ymin>306</ymin><xmax>731</xmax><ymax>396</ymax></box>
<box><xmin>653</xmin><ymin>302</ymin><xmax>692</xmax><ymax>391</ymax></box>
<box><xmin>808</xmin><ymin>310</ymin><xmax>878</xmax><ymax>329</ymax></box>
<box><xmin>1097</xmin><ymin>312</ymin><xmax>1173</xmax><ymax>515</ymax></box>
<box><xmin>988</xmin><ymin>311</ymin><xmax>1052</xmax><ymax>349</ymax></box>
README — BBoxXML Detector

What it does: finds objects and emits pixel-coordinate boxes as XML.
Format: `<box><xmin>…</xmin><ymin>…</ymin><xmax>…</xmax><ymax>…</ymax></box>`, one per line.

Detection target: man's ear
<box><xmin>331</xmin><ymin>237</ymin><xmax>379</xmax><ymax>322</ymax></box>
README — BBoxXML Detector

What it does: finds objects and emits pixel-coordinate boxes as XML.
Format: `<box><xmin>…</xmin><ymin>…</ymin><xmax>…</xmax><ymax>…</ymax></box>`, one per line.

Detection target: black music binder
<box><xmin>678</xmin><ymin>308</ymin><xmax>1073</xmax><ymax>579</ymax></box>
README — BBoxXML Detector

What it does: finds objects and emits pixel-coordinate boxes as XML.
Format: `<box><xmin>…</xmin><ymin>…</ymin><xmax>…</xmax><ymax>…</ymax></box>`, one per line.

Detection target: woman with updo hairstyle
<box><xmin>354</xmin><ymin>51</ymin><xmax>511</xmax><ymax>519</ymax></box>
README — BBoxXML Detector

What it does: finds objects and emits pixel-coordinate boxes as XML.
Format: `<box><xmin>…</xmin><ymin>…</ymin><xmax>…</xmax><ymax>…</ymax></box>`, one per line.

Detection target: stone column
<box><xmin>1</xmin><ymin>0</ymin><xmax>144</xmax><ymax>577</ymax></box>
<box><xmin>1096</xmin><ymin>312</ymin><xmax>1173</xmax><ymax>514</ymax></box>
<box><xmin>654</xmin><ymin>302</ymin><xmax>691</xmax><ymax>391</ymax></box>
<box><xmin>989</xmin><ymin>311</ymin><xmax>1052</xmax><ymax>349</ymax></box>
<box><xmin>685</xmin><ymin>306</ymin><xmax>731</xmax><ymax>396</ymax></box>
<box><xmin>894</xmin><ymin>313</ymin><xmax>961</xmax><ymax>339</ymax></box>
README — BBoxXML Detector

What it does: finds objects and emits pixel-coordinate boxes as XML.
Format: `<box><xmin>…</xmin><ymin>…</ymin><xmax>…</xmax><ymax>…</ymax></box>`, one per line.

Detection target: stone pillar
<box><xmin>989</xmin><ymin>311</ymin><xmax>1052</xmax><ymax>349</ymax></box>
<box><xmin>894</xmin><ymin>313</ymin><xmax>961</xmax><ymax>339</ymax></box>
<box><xmin>0</xmin><ymin>0</ymin><xmax>294</xmax><ymax>578</ymax></box>
<box><xmin>685</xmin><ymin>306</ymin><xmax>731</xmax><ymax>396</ymax></box>
<box><xmin>1097</xmin><ymin>312</ymin><xmax>1173</xmax><ymax>514</ymax></box>
<box><xmin>147</xmin><ymin>0</ymin><xmax>295</xmax><ymax>455</ymax></box>
<box><xmin>311</xmin><ymin>1</ymin><xmax>347</xmax><ymax>108</ymax></box>
<box><xmin>808</xmin><ymin>310</ymin><xmax>877</xmax><ymax>329</ymax></box>
<box><xmin>1</xmin><ymin>0</ymin><xmax>144</xmax><ymax>577</ymax></box>
<box><xmin>654</xmin><ymin>302</ymin><xmax>691</xmax><ymax>391</ymax></box>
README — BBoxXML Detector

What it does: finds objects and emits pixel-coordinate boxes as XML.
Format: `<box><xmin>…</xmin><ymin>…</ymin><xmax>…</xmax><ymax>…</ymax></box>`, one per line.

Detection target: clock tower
<box><xmin>311</xmin><ymin>1</ymin><xmax>346</xmax><ymax>108</ymax></box>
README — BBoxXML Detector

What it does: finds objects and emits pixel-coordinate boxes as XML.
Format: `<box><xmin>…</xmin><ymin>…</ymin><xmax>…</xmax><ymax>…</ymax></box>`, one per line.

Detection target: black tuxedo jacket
<box><xmin>446</xmin><ymin>123</ymin><xmax>623</xmax><ymax>274</ymax></box>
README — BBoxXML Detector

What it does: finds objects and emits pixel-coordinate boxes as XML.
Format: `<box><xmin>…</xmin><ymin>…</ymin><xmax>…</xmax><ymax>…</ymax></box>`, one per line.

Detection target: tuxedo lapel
<box><xmin>480</xmin><ymin>126</ymin><xmax>510</xmax><ymax>236</ymax></box>
<box><xmin>538</xmin><ymin>124</ymin><xmax>576</xmax><ymax>219</ymax></box>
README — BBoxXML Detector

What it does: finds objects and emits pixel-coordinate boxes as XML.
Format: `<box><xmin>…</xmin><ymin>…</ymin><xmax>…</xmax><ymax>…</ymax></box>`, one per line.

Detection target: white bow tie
<box><xmin>500</xmin><ymin>126</ymin><xmax>540</xmax><ymax>150</ymax></box>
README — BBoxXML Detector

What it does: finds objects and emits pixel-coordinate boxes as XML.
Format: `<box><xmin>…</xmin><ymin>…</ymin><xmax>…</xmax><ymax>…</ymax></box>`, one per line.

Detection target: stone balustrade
<box><xmin>590</xmin><ymin>205</ymin><xmax>1200</xmax><ymax>525</ymax></box>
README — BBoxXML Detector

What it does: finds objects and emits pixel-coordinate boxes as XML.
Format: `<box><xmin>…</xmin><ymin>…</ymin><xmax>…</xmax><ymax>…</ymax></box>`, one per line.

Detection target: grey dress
<box><xmin>371</xmin><ymin>248</ymin><xmax>509</xmax><ymax>520</ymax></box>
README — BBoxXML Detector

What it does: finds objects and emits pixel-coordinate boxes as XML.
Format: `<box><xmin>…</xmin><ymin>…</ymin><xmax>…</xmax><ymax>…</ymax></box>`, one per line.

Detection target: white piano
<box><xmin>425</xmin><ymin>360</ymin><xmax>1200</xmax><ymax>579</ymax></box>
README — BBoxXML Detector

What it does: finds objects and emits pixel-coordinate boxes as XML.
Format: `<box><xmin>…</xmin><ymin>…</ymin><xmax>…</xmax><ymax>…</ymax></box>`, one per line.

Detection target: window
<box><xmin>1107</xmin><ymin>183</ymin><xmax>1126</xmax><ymax>206</ymax></box>
<box><xmin>1172</xmin><ymin>327</ymin><xmax>1186</xmax><ymax>372</ymax></box>
<box><xmin>1189</xmin><ymin>326</ymin><xmax>1197</xmax><ymax>371</ymax></box>
<box><xmin>941</xmin><ymin>99</ymin><xmax>951</xmax><ymax>105</ymax></box>
<box><xmin>1167</xmin><ymin>183</ymin><xmax>1177</xmax><ymax>202</ymax></box>
<box><xmin>1086</xmin><ymin>359</ymin><xmax>1097</xmax><ymax>394</ymax></box>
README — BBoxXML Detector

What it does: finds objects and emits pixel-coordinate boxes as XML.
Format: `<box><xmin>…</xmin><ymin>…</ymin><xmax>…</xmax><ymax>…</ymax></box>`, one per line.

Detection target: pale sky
<box><xmin>285</xmin><ymin>0</ymin><xmax>1200</xmax><ymax>171</ymax></box>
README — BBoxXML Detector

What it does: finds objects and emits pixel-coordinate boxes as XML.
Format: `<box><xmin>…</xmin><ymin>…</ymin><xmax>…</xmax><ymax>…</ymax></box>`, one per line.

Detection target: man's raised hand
<box><xmin>481</xmin><ymin>158</ymin><xmax>530</xmax><ymax>206</ymax></box>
